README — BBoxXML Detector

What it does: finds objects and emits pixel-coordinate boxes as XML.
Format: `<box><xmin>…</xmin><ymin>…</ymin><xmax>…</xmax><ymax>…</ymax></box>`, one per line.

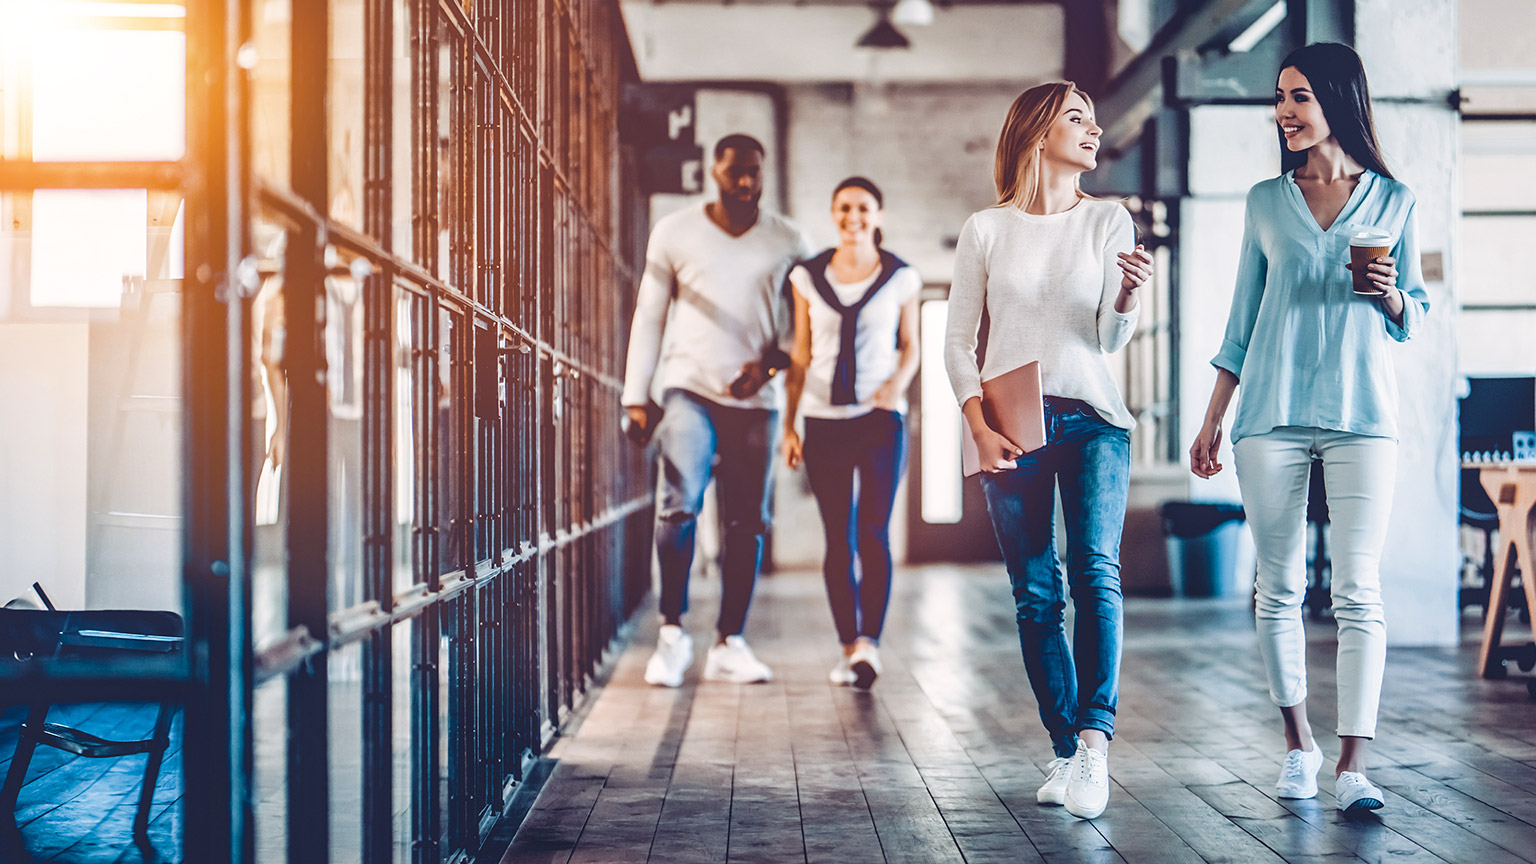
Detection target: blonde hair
<box><xmin>993</xmin><ymin>81</ymin><xmax>1096</xmax><ymax>210</ymax></box>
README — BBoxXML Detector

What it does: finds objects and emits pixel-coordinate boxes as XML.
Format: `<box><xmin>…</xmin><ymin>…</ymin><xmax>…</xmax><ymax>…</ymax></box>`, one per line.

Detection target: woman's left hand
<box><xmin>1118</xmin><ymin>244</ymin><xmax>1154</xmax><ymax>292</ymax></box>
<box><xmin>1360</xmin><ymin>255</ymin><xmax>1398</xmax><ymax>296</ymax></box>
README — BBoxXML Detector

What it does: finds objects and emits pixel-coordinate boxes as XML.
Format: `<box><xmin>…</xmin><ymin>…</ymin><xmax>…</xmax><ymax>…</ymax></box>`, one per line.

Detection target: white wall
<box><xmin>0</xmin><ymin>322</ymin><xmax>90</xmax><ymax>609</ymax></box>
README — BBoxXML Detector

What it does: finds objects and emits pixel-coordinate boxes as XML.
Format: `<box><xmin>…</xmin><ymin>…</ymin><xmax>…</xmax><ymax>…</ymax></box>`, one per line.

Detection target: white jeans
<box><xmin>1233</xmin><ymin>427</ymin><xmax>1396</xmax><ymax>738</ymax></box>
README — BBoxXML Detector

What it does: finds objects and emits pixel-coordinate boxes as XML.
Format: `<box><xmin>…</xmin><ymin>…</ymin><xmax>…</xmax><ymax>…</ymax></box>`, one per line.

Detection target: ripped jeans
<box><xmin>653</xmin><ymin>389</ymin><xmax>777</xmax><ymax>636</ymax></box>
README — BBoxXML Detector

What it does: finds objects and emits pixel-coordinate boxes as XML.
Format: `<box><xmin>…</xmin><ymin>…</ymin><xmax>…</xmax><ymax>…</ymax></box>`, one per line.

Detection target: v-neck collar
<box><xmin>703</xmin><ymin>201</ymin><xmax>760</xmax><ymax>240</ymax></box>
<box><xmin>1284</xmin><ymin>169</ymin><xmax>1374</xmax><ymax>235</ymax></box>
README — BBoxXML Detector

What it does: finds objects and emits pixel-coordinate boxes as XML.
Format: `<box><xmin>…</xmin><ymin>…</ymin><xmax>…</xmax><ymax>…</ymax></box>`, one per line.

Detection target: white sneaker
<box><xmin>829</xmin><ymin>656</ymin><xmax>856</xmax><ymax>686</ymax></box>
<box><xmin>643</xmin><ymin>624</ymin><xmax>693</xmax><ymax>688</ymax></box>
<box><xmin>703</xmin><ymin>635</ymin><xmax>773</xmax><ymax>683</ymax></box>
<box><xmin>1036</xmin><ymin>756</ymin><xmax>1072</xmax><ymax>806</ymax></box>
<box><xmin>849</xmin><ymin>641</ymin><xmax>881</xmax><ymax>690</ymax></box>
<box><xmin>1335</xmin><ymin>771</ymin><xmax>1385</xmax><ymax>814</ymax></box>
<box><xmin>1276</xmin><ymin>740</ymin><xmax>1324</xmax><ymax>799</ymax></box>
<box><xmin>1063</xmin><ymin>742</ymin><xmax>1110</xmax><ymax>819</ymax></box>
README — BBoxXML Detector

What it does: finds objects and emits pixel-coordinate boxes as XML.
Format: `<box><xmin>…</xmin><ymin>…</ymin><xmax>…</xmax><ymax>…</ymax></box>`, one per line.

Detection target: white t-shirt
<box><xmin>789</xmin><ymin>257</ymin><xmax>922</xmax><ymax>420</ymax></box>
<box><xmin>622</xmin><ymin>202</ymin><xmax>812</xmax><ymax>411</ymax></box>
<box><xmin>943</xmin><ymin>199</ymin><xmax>1140</xmax><ymax>430</ymax></box>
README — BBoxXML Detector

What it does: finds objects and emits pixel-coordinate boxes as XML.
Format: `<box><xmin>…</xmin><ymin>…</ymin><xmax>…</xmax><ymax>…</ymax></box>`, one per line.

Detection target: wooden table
<box><xmin>1474</xmin><ymin>463</ymin><xmax>1536</xmax><ymax>679</ymax></box>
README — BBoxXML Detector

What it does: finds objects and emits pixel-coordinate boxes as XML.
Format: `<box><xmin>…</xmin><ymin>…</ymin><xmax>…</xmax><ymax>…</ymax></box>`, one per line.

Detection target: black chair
<box><xmin>0</xmin><ymin>607</ymin><xmax>183</xmax><ymax>839</ymax></box>
<box><xmin>1460</xmin><ymin>467</ymin><xmax>1503</xmax><ymax>618</ymax></box>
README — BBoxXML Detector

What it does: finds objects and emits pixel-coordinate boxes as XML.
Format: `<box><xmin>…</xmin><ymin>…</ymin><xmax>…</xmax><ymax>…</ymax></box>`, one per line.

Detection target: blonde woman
<box><xmin>944</xmin><ymin>82</ymin><xmax>1152</xmax><ymax>820</ymax></box>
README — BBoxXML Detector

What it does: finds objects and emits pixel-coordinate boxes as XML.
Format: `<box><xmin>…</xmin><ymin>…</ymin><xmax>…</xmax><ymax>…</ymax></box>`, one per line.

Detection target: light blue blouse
<box><xmin>1212</xmin><ymin>170</ymin><xmax>1431</xmax><ymax>443</ymax></box>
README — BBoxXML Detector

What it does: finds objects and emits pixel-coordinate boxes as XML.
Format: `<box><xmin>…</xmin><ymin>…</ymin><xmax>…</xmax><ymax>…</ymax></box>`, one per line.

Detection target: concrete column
<box><xmin>1355</xmin><ymin>0</ymin><xmax>1460</xmax><ymax>647</ymax></box>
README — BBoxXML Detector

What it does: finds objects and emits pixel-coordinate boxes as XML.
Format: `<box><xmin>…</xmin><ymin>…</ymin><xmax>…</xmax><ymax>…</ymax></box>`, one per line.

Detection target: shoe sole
<box><xmin>1063</xmin><ymin>794</ymin><xmax>1106</xmax><ymax>819</ymax></box>
<box><xmin>703</xmin><ymin>669</ymin><xmax>772</xmax><ymax>684</ymax></box>
<box><xmin>1276</xmin><ymin>784</ymin><xmax>1318</xmax><ymax>799</ymax></box>
<box><xmin>642</xmin><ymin>667</ymin><xmax>685</xmax><ymax>685</ymax></box>
<box><xmin>1035</xmin><ymin>790</ymin><xmax>1066</xmax><ymax>806</ymax></box>
<box><xmin>1342</xmin><ymin>797</ymin><xmax>1384</xmax><ymax>814</ymax></box>
<box><xmin>851</xmin><ymin>660</ymin><xmax>877</xmax><ymax>689</ymax></box>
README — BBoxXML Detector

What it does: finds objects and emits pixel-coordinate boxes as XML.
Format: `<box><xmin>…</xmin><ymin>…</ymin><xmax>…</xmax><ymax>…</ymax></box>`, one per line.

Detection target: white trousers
<box><xmin>1233</xmin><ymin>427</ymin><xmax>1397</xmax><ymax>738</ymax></box>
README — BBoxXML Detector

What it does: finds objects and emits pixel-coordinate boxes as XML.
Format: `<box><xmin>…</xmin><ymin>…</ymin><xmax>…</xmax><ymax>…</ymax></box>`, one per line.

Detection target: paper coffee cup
<box><xmin>1348</xmin><ymin>229</ymin><xmax>1393</xmax><ymax>295</ymax></box>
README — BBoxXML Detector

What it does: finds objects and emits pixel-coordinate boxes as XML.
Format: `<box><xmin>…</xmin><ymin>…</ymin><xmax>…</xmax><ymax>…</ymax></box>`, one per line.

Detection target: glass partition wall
<box><xmin>251</xmin><ymin>1</ymin><xmax>649</xmax><ymax>862</ymax></box>
<box><xmin>1</xmin><ymin>1</ymin><xmax>649</xmax><ymax>862</ymax></box>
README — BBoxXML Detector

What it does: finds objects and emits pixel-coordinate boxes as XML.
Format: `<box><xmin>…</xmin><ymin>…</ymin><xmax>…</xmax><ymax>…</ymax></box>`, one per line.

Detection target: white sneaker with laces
<box><xmin>1063</xmin><ymin>742</ymin><xmax>1110</xmax><ymax>819</ymax></box>
<box><xmin>829</xmin><ymin>655</ymin><xmax>856</xmax><ymax>686</ymax></box>
<box><xmin>643</xmin><ymin>624</ymin><xmax>693</xmax><ymax>688</ymax></box>
<box><xmin>1276</xmin><ymin>740</ymin><xmax>1324</xmax><ymax>798</ymax></box>
<box><xmin>703</xmin><ymin>635</ymin><xmax>773</xmax><ymax>683</ymax></box>
<box><xmin>849</xmin><ymin>641</ymin><xmax>881</xmax><ymax>690</ymax></box>
<box><xmin>1335</xmin><ymin>771</ymin><xmax>1385</xmax><ymax>814</ymax></box>
<box><xmin>1036</xmin><ymin>756</ymin><xmax>1072</xmax><ymax>806</ymax></box>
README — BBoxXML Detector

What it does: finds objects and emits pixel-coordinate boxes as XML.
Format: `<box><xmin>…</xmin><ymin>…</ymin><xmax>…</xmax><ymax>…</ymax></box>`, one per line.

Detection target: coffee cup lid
<box><xmin>1349</xmin><ymin>228</ymin><xmax>1394</xmax><ymax>247</ymax></box>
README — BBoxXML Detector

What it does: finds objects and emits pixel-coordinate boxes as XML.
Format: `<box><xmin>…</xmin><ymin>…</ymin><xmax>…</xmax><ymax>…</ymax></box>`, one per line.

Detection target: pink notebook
<box><xmin>960</xmin><ymin>360</ymin><xmax>1046</xmax><ymax>478</ymax></box>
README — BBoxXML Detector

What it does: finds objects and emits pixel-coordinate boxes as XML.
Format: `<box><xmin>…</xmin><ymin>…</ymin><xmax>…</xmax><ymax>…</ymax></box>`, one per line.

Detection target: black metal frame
<box><xmin>250</xmin><ymin>1</ymin><xmax>649</xmax><ymax>862</ymax></box>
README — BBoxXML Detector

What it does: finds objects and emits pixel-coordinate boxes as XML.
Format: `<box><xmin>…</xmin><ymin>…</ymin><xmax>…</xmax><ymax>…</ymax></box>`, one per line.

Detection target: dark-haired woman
<box><xmin>782</xmin><ymin>177</ymin><xmax>921</xmax><ymax>691</ymax></box>
<box><xmin>1189</xmin><ymin>42</ymin><xmax>1430</xmax><ymax>815</ymax></box>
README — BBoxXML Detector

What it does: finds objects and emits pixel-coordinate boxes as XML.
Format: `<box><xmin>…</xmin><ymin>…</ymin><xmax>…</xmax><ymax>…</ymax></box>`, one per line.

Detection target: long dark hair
<box><xmin>832</xmin><ymin>176</ymin><xmax>885</xmax><ymax>247</ymax></box>
<box><xmin>1277</xmin><ymin>43</ymin><xmax>1393</xmax><ymax>179</ymax></box>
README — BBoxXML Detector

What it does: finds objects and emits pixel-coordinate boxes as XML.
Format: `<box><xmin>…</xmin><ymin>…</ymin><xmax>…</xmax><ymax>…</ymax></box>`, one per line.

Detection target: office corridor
<box><xmin>502</xmin><ymin>566</ymin><xmax>1536</xmax><ymax>864</ymax></box>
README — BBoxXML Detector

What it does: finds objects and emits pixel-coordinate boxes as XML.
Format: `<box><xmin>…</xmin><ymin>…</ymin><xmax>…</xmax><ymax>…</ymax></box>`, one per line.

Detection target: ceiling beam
<box><xmin>1093</xmin><ymin>0</ymin><xmax>1286</xmax><ymax>150</ymax></box>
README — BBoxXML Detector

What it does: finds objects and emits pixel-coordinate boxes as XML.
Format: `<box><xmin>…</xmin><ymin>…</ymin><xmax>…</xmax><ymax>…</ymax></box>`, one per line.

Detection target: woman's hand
<box><xmin>1346</xmin><ymin>255</ymin><xmax>1397</xmax><ymax>296</ymax></box>
<box><xmin>782</xmin><ymin>427</ymin><xmax>804</xmax><ymax>469</ymax></box>
<box><xmin>975</xmin><ymin>426</ymin><xmax>1024</xmax><ymax>473</ymax></box>
<box><xmin>1189</xmin><ymin>418</ymin><xmax>1224</xmax><ymax>478</ymax></box>
<box><xmin>1118</xmin><ymin>244</ymin><xmax>1154</xmax><ymax>293</ymax></box>
<box><xmin>871</xmin><ymin>379</ymin><xmax>904</xmax><ymax>412</ymax></box>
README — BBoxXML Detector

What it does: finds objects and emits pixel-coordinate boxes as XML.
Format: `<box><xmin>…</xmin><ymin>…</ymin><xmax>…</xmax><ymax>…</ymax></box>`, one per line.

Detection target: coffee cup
<box><xmin>1349</xmin><ymin>229</ymin><xmax>1394</xmax><ymax>295</ymax></box>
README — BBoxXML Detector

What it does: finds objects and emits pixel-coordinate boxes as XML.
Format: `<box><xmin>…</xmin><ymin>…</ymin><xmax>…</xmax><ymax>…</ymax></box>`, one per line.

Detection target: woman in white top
<box><xmin>782</xmin><ymin>176</ymin><xmax>922</xmax><ymax>691</ymax></box>
<box><xmin>944</xmin><ymin>82</ymin><xmax>1153</xmax><ymax>820</ymax></box>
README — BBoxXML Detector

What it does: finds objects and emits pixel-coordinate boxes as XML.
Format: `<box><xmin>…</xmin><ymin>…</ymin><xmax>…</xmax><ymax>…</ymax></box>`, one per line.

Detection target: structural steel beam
<box><xmin>1094</xmin><ymin>0</ymin><xmax>1290</xmax><ymax>150</ymax></box>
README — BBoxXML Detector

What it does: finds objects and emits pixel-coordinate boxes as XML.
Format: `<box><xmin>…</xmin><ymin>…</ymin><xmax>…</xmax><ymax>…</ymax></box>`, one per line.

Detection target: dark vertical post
<box><xmin>362</xmin><ymin>0</ymin><xmax>396</xmax><ymax>859</ymax></box>
<box><xmin>287</xmin><ymin>0</ymin><xmax>331</xmax><ymax>860</ymax></box>
<box><xmin>182</xmin><ymin>0</ymin><xmax>244</xmax><ymax>859</ymax></box>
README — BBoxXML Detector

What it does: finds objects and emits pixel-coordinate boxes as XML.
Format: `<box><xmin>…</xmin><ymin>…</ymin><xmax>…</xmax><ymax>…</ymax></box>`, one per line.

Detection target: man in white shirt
<box><xmin>622</xmin><ymin>134</ymin><xmax>812</xmax><ymax>687</ymax></box>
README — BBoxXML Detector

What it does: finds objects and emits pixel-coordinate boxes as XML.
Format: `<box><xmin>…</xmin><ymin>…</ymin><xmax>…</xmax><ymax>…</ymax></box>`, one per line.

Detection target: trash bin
<box><xmin>1160</xmin><ymin>501</ymin><xmax>1246</xmax><ymax>597</ymax></box>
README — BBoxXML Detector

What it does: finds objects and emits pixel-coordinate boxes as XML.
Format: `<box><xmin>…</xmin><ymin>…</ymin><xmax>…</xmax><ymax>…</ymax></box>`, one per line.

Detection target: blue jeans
<box><xmin>979</xmin><ymin>397</ymin><xmax>1130</xmax><ymax>758</ymax></box>
<box><xmin>802</xmin><ymin>409</ymin><xmax>907</xmax><ymax>645</ymax></box>
<box><xmin>652</xmin><ymin>389</ymin><xmax>776</xmax><ymax>636</ymax></box>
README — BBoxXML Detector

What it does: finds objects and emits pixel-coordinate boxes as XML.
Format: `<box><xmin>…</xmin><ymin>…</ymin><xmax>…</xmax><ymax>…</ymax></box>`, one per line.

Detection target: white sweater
<box><xmin>622</xmin><ymin>202</ymin><xmax>812</xmax><ymax>411</ymax></box>
<box><xmin>943</xmin><ymin>199</ymin><xmax>1140</xmax><ymax>430</ymax></box>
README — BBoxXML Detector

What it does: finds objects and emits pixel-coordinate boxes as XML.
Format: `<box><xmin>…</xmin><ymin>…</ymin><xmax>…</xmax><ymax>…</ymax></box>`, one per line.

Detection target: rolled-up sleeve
<box><xmin>1383</xmin><ymin>201</ymin><xmax>1430</xmax><ymax>342</ymax></box>
<box><xmin>943</xmin><ymin>216</ymin><xmax>988</xmax><ymax>407</ymax></box>
<box><xmin>1097</xmin><ymin>206</ymin><xmax>1139</xmax><ymax>353</ymax></box>
<box><xmin>1212</xmin><ymin>189</ymin><xmax>1268</xmax><ymax>378</ymax></box>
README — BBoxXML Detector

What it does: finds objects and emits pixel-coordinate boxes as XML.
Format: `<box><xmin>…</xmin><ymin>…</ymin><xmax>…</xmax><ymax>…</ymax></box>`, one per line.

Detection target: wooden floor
<box><xmin>0</xmin><ymin>702</ymin><xmax>182</xmax><ymax>864</ymax></box>
<box><xmin>502</xmin><ymin>564</ymin><xmax>1536</xmax><ymax>864</ymax></box>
